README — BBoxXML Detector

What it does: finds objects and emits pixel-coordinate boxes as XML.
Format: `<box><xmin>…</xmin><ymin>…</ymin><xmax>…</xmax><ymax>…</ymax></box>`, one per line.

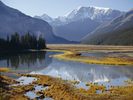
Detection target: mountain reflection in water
<box><xmin>33</xmin><ymin>58</ymin><xmax>133</xmax><ymax>83</ymax></box>
<box><xmin>0</xmin><ymin>51</ymin><xmax>133</xmax><ymax>84</ymax></box>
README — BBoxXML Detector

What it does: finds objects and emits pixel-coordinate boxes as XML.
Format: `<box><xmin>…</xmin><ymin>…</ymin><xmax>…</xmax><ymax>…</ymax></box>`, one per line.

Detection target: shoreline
<box><xmin>1</xmin><ymin>68</ymin><xmax>133</xmax><ymax>100</ymax></box>
<box><xmin>52</xmin><ymin>50</ymin><xmax>133</xmax><ymax>66</ymax></box>
<box><xmin>0</xmin><ymin>49</ymin><xmax>47</xmax><ymax>55</ymax></box>
<box><xmin>46</xmin><ymin>44</ymin><xmax>133</xmax><ymax>66</ymax></box>
<box><xmin>1</xmin><ymin>44</ymin><xmax>133</xmax><ymax>99</ymax></box>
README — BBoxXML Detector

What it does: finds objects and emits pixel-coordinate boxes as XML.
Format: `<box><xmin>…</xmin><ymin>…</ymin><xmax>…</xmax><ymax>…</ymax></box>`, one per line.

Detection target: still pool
<box><xmin>0</xmin><ymin>51</ymin><xmax>133</xmax><ymax>89</ymax></box>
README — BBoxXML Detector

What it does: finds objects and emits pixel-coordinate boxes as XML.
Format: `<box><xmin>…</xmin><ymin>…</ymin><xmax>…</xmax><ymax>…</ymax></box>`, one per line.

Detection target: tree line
<box><xmin>0</xmin><ymin>32</ymin><xmax>46</xmax><ymax>51</ymax></box>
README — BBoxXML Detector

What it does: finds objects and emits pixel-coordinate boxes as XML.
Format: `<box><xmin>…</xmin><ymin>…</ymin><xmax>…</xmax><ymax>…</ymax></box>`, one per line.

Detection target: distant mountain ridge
<box><xmin>81</xmin><ymin>9</ymin><xmax>133</xmax><ymax>45</ymax></box>
<box><xmin>35</xmin><ymin>14</ymin><xmax>53</xmax><ymax>23</ymax></box>
<box><xmin>1</xmin><ymin>0</ymin><xmax>129</xmax><ymax>45</ymax></box>
<box><xmin>0</xmin><ymin>1</ymin><xmax>70</xmax><ymax>44</ymax></box>
<box><xmin>53</xmin><ymin>18</ymin><xmax>100</xmax><ymax>41</ymax></box>
<box><xmin>35</xmin><ymin>6</ymin><xmax>123</xmax><ymax>25</ymax></box>
<box><xmin>65</xmin><ymin>6</ymin><xmax>123</xmax><ymax>23</ymax></box>
<box><xmin>35</xmin><ymin>6</ymin><xmax>123</xmax><ymax>42</ymax></box>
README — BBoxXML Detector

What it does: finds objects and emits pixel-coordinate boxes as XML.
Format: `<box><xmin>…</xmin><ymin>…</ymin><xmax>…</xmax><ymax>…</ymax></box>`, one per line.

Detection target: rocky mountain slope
<box><xmin>81</xmin><ymin>9</ymin><xmax>133</xmax><ymax>45</ymax></box>
<box><xmin>0</xmin><ymin>1</ymin><xmax>70</xmax><ymax>44</ymax></box>
<box><xmin>36</xmin><ymin>6</ymin><xmax>123</xmax><ymax>41</ymax></box>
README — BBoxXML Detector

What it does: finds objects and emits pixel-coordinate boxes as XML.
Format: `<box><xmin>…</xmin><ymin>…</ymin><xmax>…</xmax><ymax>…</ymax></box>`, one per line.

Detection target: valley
<box><xmin>0</xmin><ymin>0</ymin><xmax>133</xmax><ymax>100</ymax></box>
<box><xmin>1</xmin><ymin>44</ymin><xmax>133</xmax><ymax>100</ymax></box>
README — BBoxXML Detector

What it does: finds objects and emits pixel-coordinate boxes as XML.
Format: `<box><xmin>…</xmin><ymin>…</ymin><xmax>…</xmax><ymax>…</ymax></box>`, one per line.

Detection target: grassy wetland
<box><xmin>48</xmin><ymin>44</ymin><xmax>133</xmax><ymax>66</ymax></box>
<box><xmin>1</xmin><ymin>44</ymin><xmax>133</xmax><ymax>100</ymax></box>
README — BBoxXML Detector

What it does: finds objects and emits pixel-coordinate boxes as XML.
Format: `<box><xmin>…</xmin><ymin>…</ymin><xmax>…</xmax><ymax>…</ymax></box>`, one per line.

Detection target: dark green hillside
<box><xmin>82</xmin><ymin>28</ymin><xmax>133</xmax><ymax>45</ymax></box>
<box><xmin>82</xmin><ymin>9</ymin><xmax>133</xmax><ymax>45</ymax></box>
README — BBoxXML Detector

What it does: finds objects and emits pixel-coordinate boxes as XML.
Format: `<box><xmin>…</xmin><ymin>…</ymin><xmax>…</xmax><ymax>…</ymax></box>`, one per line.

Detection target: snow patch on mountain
<box><xmin>35</xmin><ymin>14</ymin><xmax>53</xmax><ymax>23</ymax></box>
<box><xmin>65</xmin><ymin>6</ymin><xmax>117</xmax><ymax>22</ymax></box>
<box><xmin>35</xmin><ymin>6</ymin><xmax>123</xmax><ymax>26</ymax></box>
<box><xmin>65</xmin><ymin>6</ymin><xmax>111</xmax><ymax>18</ymax></box>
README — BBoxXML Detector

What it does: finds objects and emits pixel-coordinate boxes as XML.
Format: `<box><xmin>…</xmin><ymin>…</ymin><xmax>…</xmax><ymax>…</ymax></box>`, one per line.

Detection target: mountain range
<box><xmin>0</xmin><ymin>1</ymin><xmax>132</xmax><ymax>45</ymax></box>
<box><xmin>81</xmin><ymin>9</ymin><xmax>133</xmax><ymax>45</ymax></box>
<box><xmin>35</xmin><ymin>6</ymin><xmax>123</xmax><ymax>41</ymax></box>
<box><xmin>0</xmin><ymin>1</ymin><xmax>70</xmax><ymax>44</ymax></box>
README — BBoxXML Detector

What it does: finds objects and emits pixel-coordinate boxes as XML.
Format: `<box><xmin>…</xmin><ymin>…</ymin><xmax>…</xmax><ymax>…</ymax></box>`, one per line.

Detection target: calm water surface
<box><xmin>0</xmin><ymin>51</ymin><xmax>133</xmax><ymax>87</ymax></box>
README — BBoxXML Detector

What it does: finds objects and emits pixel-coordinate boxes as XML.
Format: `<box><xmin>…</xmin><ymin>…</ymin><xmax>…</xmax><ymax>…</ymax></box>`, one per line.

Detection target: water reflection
<box><xmin>34</xmin><ymin>59</ymin><xmax>133</xmax><ymax>84</ymax></box>
<box><xmin>0</xmin><ymin>51</ymin><xmax>133</xmax><ymax>85</ymax></box>
<box><xmin>0</xmin><ymin>51</ymin><xmax>54</xmax><ymax>72</ymax></box>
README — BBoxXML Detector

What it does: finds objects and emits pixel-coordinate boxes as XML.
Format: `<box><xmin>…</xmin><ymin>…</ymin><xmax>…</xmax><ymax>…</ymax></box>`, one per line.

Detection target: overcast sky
<box><xmin>1</xmin><ymin>0</ymin><xmax>133</xmax><ymax>18</ymax></box>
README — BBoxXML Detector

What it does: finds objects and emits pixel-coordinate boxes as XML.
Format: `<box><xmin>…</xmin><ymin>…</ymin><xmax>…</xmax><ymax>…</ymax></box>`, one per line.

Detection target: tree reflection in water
<box><xmin>0</xmin><ymin>51</ymin><xmax>46</xmax><ymax>69</ymax></box>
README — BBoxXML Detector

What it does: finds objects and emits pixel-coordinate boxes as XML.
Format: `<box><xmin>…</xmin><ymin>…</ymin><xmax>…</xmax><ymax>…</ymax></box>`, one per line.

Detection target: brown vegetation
<box><xmin>1</xmin><ymin>71</ymin><xmax>133</xmax><ymax>100</ymax></box>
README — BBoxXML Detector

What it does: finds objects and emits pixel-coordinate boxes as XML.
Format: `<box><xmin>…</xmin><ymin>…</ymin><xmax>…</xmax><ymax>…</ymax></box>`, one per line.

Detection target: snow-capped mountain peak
<box><xmin>90</xmin><ymin>6</ymin><xmax>110</xmax><ymax>11</ymax></box>
<box><xmin>34</xmin><ymin>13</ymin><xmax>53</xmax><ymax>22</ymax></box>
<box><xmin>65</xmin><ymin>6</ymin><xmax>112</xmax><ymax>19</ymax></box>
<box><xmin>63</xmin><ymin>6</ymin><xmax>122</xmax><ymax>22</ymax></box>
<box><xmin>35</xmin><ymin>6</ymin><xmax>123</xmax><ymax>25</ymax></box>
<box><xmin>56</xmin><ymin>16</ymin><xmax>67</xmax><ymax>22</ymax></box>
<box><xmin>65</xmin><ymin>6</ymin><xmax>111</xmax><ymax>17</ymax></box>
<box><xmin>41</xmin><ymin>14</ymin><xmax>53</xmax><ymax>22</ymax></box>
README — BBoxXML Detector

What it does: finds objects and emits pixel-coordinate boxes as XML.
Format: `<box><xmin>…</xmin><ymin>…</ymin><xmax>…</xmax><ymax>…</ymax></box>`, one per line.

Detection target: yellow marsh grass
<box><xmin>52</xmin><ymin>51</ymin><xmax>133</xmax><ymax>66</ymax></box>
<box><xmin>0</xmin><ymin>68</ymin><xmax>10</xmax><ymax>72</ymax></box>
<box><xmin>1</xmin><ymin>73</ymin><xmax>133</xmax><ymax>100</ymax></box>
